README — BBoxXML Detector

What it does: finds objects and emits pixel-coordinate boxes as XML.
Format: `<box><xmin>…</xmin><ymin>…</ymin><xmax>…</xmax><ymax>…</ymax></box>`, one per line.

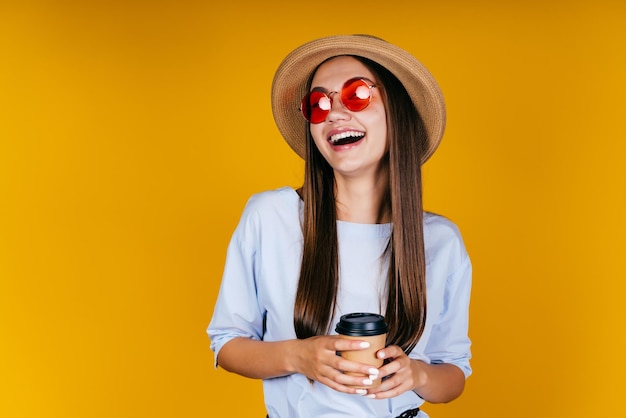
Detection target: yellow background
<box><xmin>2</xmin><ymin>1</ymin><xmax>625</xmax><ymax>417</ymax></box>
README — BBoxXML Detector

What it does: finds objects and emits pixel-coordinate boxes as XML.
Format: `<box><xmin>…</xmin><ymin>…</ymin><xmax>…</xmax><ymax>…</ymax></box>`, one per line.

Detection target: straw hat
<box><xmin>271</xmin><ymin>34</ymin><xmax>446</xmax><ymax>163</ymax></box>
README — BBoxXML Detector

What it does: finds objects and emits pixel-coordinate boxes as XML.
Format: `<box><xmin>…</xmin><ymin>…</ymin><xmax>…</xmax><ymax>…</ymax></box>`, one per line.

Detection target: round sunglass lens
<box><xmin>342</xmin><ymin>79</ymin><xmax>372</xmax><ymax>111</ymax></box>
<box><xmin>301</xmin><ymin>91</ymin><xmax>330</xmax><ymax>123</ymax></box>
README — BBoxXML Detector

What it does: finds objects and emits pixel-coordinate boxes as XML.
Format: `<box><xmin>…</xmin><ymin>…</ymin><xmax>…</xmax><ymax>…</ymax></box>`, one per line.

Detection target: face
<box><xmin>308</xmin><ymin>56</ymin><xmax>388</xmax><ymax>179</ymax></box>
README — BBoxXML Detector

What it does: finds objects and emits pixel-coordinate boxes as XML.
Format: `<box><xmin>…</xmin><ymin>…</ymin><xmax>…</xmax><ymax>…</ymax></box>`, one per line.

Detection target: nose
<box><xmin>325</xmin><ymin>91</ymin><xmax>351</xmax><ymax>123</ymax></box>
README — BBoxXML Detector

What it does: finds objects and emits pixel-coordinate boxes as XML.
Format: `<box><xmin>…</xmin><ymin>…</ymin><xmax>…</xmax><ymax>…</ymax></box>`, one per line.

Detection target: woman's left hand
<box><xmin>365</xmin><ymin>345</ymin><xmax>466</xmax><ymax>403</ymax></box>
<box><xmin>364</xmin><ymin>345</ymin><xmax>426</xmax><ymax>399</ymax></box>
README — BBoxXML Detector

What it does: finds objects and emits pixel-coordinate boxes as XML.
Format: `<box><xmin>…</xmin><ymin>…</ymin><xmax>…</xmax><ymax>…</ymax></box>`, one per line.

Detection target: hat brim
<box><xmin>271</xmin><ymin>35</ymin><xmax>446</xmax><ymax>164</ymax></box>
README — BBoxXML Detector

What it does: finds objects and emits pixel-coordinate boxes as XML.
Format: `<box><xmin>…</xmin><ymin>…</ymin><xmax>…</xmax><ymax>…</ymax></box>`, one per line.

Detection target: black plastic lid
<box><xmin>335</xmin><ymin>313</ymin><xmax>388</xmax><ymax>337</ymax></box>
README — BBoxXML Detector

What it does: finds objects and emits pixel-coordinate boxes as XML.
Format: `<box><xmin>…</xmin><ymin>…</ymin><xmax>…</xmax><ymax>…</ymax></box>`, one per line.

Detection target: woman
<box><xmin>208</xmin><ymin>35</ymin><xmax>472</xmax><ymax>418</ymax></box>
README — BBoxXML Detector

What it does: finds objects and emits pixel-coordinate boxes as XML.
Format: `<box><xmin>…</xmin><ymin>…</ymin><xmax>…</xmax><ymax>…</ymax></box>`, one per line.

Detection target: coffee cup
<box><xmin>335</xmin><ymin>313</ymin><xmax>388</xmax><ymax>388</ymax></box>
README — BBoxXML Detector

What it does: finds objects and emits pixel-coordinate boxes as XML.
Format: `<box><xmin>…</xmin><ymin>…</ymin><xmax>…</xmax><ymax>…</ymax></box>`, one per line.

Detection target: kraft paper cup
<box><xmin>335</xmin><ymin>313</ymin><xmax>388</xmax><ymax>389</ymax></box>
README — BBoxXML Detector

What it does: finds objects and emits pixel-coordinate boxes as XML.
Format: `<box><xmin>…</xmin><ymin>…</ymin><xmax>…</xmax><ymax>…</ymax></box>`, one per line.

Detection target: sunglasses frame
<box><xmin>300</xmin><ymin>77</ymin><xmax>377</xmax><ymax>124</ymax></box>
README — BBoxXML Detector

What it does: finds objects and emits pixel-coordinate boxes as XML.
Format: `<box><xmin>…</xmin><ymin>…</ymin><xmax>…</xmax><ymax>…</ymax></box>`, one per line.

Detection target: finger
<box><xmin>311</xmin><ymin>349</ymin><xmax>381</xmax><ymax>391</ymax></box>
<box><xmin>333</xmin><ymin>338</ymin><xmax>374</xmax><ymax>352</ymax></box>
<box><xmin>334</xmin><ymin>352</ymin><xmax>383</xmax><ymax>380</ymax></box>
<box><xmin>318</xmin><ymin>367</ymin><xmax>375</xmax><ymax>395</ymax></box>
<box><xmin>365</xmin><ymin>384</ymin><xmax>405</xmax><ymax>399</ymax></box>
<box><xmin>377</xmin><ymin>354</ymin><xmax>406</xmax><ymax>377</ymax></box>
<box><xmin>334</xmin><ymin>371</ymin><xmax>380</xmax><ymax>390</ymax></box>
<box><xmin>364</xmin><ymin>373</ymin><xmax>413</xmax><ymax>399</ymax></box>
<box><xmin>375</xmin><ymin>344</ymin><xmax>403</xmax><ymax>361</ymax></box>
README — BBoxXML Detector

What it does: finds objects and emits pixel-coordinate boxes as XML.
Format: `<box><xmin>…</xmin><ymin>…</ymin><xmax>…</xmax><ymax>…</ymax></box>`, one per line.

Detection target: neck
<box><xmin>334</xmin><ymin>170</ymin><xmax>390</xmax><ymax>224</ymax></box>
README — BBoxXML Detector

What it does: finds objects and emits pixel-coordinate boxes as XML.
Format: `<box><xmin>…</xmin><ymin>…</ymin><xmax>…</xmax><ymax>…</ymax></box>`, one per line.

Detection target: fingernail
<box><xmin>362</xmin><ymin>378</ymin><xmax>373</xmax><ymax>385</ymax></box>
<box><xmin>368</xmin><ymin>368</ymin><xmax>379</xmax><ymax>375</ymax></box>
<box><xmin>377</xmin><ymin>351</ymin><xmax>385</xmax><ymax>358</ymax></box>
<box><xmin>356</xmin><ymin>389</ymin><xmax>367</xmax><ymax>395</ymax></box>
<box><xmin>369</xmin><ymin>374</ymin><xmax>378</xmax><ymax>381</ymax></box>
<box><xmin>359</xmin><ymin>341</ymin><xmax>370</xmax><ymax>348</ymax></box>
<box><xmin>366</xmin><ymin>394</ymin><xmax>376</xmax><ymax>399</ymax></box>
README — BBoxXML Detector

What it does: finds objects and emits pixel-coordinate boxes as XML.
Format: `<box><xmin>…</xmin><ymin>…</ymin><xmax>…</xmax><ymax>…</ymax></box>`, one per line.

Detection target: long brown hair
<box><xmin>294</xmin><ymin>56</ymin><xmax>428</xmax><ymax>353</ymax></box>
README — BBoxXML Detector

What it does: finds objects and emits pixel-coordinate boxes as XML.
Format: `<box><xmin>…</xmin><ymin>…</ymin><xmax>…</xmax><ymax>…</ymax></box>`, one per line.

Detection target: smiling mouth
<box><xmin>328</xmin><ymin>131</ymin><xmax>365</xmax><ymax>146</ymax></box>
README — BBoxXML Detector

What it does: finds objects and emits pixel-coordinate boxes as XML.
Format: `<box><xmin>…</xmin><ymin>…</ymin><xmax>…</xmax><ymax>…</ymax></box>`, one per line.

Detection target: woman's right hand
<box><xmin>290</xmin><ymin>336</ymin><xmax>380</xmax><ymax>394</ymax></box>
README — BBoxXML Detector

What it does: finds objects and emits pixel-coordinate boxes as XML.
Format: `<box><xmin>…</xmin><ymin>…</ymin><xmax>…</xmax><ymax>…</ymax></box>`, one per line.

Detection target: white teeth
<box><xmin>329</xmin><ymin>131</ymin><xmax>364</xmax><ymax>143</ymax></box>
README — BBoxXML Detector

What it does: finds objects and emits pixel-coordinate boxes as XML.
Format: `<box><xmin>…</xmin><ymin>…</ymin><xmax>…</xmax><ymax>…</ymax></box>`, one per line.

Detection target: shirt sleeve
<box><xmin>207</xmin><ymin>208</ymin><xmax>265</xmax><ymax>368</ymax></box>
<box><xmin>424</xmin><ymin>254</ymin><xmax>473</xmax><ymax>378</ymax></box>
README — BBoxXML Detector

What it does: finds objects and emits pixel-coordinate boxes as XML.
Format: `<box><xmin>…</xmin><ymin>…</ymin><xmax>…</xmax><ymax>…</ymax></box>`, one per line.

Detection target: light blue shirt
<box><xmin>208</xmin><ymin>187</ymin><xmax>472</xmax><ymax>418</ymax></box>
